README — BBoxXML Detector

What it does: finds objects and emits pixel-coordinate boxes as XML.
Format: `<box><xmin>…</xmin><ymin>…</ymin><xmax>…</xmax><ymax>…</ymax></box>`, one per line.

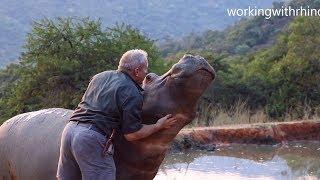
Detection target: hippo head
<box><xmin>141</xmin><ymin>54</ymin><xmax>216</xmax><ymax>125</ymax></box>
<box><xmin>114</xmin><ymin>54</ymin><xmax>215</xmax><ymax>180</ymax></box>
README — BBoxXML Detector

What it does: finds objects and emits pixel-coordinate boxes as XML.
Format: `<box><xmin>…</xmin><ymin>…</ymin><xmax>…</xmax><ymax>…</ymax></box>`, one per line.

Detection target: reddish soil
<box><xmin>172</xmin><ymin>120</ymin><xmax>320</xmax><ymax>149</ymax></box>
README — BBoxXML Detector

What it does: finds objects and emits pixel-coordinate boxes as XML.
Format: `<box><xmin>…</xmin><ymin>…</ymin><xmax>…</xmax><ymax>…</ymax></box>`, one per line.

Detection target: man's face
<box><xmin>134</xmin><ymin>62</ymin><xmax>148</xmax><ymax>85</ymax></box>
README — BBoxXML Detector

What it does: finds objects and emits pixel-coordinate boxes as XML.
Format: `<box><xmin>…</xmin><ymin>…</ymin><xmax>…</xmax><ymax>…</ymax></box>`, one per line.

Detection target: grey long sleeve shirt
<box><xmin>69</xmin><ymin>70</ymin><xmax>144</xmax><ymax>135</ymax></box>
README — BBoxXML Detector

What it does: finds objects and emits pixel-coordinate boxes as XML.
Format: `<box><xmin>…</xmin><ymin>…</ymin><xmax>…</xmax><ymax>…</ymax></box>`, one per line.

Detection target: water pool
<box><xmin>155</xmin><ymin>141</ymin><xmax>320</xmax><ymax>180</ymax></box>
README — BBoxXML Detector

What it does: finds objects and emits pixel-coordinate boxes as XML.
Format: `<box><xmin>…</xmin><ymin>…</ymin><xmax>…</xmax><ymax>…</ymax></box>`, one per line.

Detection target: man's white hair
<box><xmin>118</xmin><ymin>49</ymin><xmax>148</xmax><ymax>71</ymax></box>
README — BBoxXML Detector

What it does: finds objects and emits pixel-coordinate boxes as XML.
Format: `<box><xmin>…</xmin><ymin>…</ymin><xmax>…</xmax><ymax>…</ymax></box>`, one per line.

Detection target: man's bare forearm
<box><xmin>124</xmin><ymin>115</ymin><xmax>176</xmax><ymax>141</ymax></box>
<box><xmin>124</xmin><ymin>124</ymin><xmax>161</xmax><ymax>141</ymax></box>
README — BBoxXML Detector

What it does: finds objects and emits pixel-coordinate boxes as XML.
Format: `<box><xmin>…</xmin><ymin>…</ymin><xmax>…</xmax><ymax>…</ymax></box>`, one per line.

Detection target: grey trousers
<box><xmin>57</xmin><ymin>121</ymin><xmax>115</xmax><ymax>180</ymax></box>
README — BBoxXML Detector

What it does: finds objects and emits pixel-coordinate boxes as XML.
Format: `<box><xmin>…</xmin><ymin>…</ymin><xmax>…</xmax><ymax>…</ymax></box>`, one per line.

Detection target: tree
<box><xmin>0</xmin><ymin>17</ymin><xmax>169</xmax><ymax>121</ymax></box>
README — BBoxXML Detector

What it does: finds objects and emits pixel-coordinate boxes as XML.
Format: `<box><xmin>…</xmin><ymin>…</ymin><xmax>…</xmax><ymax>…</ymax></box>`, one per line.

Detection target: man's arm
<box><xmin>124</xmin><ymin>114</ymin><xmax>176</xmax><ymax>141</ymax></box>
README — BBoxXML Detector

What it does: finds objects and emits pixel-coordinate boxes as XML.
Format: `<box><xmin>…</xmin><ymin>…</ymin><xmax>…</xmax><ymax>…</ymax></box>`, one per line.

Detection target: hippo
<box><xmin>0</xmin><ymin>54</ymin><xmax>215</xmax><ymax>180</ymax></box>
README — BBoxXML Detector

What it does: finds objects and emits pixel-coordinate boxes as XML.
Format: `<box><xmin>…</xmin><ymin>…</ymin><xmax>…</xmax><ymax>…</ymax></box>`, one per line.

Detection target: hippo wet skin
<box><xmin>0</xmin><ymin>55</ymin><xmax>215</xmax><ymax>180</ymax></box>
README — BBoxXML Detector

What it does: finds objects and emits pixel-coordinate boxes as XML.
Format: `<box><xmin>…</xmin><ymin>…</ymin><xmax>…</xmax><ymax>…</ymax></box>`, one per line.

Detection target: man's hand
<box><xmin>156</xmin><ymin>114</ymin><xmax>177</xmax><ymax>129</ymax></box>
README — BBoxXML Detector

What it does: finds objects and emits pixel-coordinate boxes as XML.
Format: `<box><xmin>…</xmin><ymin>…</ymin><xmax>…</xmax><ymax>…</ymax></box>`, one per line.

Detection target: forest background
<box><xmin>0</xmin><ymin>0</ymin><xmax>319</xmax><ymax>126</ymax></box>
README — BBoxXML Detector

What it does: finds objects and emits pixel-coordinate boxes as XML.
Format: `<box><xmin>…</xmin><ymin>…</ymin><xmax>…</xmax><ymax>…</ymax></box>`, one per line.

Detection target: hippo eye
<box><xmin>145</xmin><ymin>74</ymin><xmax>154</xmax><ymax>83</ymax></box>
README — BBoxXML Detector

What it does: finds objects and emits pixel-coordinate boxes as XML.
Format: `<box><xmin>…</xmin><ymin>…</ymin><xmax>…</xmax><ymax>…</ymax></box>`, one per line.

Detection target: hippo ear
<box><xmin>195</xmin><ymin>55</ymin><xmax>205</xmax><ymax>61</ymax></box>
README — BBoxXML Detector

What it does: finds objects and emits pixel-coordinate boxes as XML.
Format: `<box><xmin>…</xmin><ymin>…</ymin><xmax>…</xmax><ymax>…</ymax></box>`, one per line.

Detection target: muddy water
<box><xmin>155</xmin><ymin>141</ymin><xmax>320</xmax><ymax>180</ymax></box>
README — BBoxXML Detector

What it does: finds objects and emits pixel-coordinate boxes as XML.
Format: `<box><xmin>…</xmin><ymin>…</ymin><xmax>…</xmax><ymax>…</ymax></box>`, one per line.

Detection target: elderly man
<box><xmin>56</xmin><ymin>49</ymin><xmax>176</xmax><ymax>180</ymax></box>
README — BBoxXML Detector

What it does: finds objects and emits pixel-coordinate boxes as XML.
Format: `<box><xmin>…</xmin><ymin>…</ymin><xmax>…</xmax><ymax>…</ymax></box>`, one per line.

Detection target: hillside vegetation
<box><xmin>162</xmin><ymin>0</ymin><xmax>320</xmax><ymax>124</ymax></box>
<box><xmin>159</xmin><ymin>0</ymin><xmax>320</xmax><ymax>56</ymax></box>
<box><xmin>0</xmin><ymin>0</ymin><xmax>277</xmax><ymax>67</ymax></box>
<box><xmin>1</xmin><ymin>0</ymin><xmax>320</xmax><ymax>125</ymax></box>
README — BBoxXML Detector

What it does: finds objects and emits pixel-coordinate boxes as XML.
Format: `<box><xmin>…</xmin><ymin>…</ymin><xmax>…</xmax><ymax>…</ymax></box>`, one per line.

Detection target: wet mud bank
<box><xmin>171</xmin><ymin>120</ymin><xmax>320</xmax><ymax>151</ymax></box>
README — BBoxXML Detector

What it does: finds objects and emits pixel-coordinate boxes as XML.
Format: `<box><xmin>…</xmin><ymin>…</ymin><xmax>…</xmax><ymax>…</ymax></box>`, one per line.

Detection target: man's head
<box><xmin>118</xmin><ymin>49</ymin><xmax>149</xmax><ymax>85</ymax></box>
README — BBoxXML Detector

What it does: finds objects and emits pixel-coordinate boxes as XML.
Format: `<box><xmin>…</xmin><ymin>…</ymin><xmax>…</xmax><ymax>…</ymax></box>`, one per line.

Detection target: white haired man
<box><xmin>56</xmin><ymin>49</ymin><xmax>176</xmax><ymax>180</ymax></box>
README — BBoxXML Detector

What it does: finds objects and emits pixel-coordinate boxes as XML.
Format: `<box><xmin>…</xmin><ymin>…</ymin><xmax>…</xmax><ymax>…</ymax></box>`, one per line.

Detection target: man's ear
<box><xmin>134</xmin><ymin>68</ymin><xmax>139</xmax><ymax>77</ymax></box>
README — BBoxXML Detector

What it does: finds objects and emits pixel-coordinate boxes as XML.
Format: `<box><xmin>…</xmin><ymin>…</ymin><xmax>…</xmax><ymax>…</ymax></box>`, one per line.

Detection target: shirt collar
<box><xmin>118</xmin><ymin>70</ymin><xmax>144</xmax><ymax>92</ymax></box>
